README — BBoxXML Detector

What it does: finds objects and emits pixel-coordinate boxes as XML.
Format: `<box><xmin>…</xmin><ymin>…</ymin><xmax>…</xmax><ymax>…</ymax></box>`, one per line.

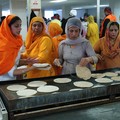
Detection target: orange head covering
<box><xmin>48</xmin><ymin>22</ymin><xmax>63</xmax><ymax>38</ymax></box>
<box><xmin>103</xmin><ymin>21</ymin><xmax>120</xmax><ymax>58</ymax></box>
<box><xmin>25</xmin><ymin>16</ymin><xmax>47</xmax><ymax>49</ymax></box>
<box><xmin>0</xmin><ymin>15</ymin><xmax>23</xmax><ymax>75</ymax></box>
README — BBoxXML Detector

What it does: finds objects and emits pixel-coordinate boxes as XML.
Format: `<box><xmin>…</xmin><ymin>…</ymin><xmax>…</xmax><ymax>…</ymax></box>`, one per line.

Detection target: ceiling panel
<box><xmin>0</xmin><ymin>0</ymin><xmax>109</xmax><ymax>11</ymax></box>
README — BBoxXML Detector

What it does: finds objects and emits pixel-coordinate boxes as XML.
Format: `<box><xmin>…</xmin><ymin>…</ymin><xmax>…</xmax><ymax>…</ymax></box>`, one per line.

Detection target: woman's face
<box><xmin>109</xmin><ymin>25</ymin><xmax>119</xmax><ymax>40</ymax></box>
<box><xmin>32</xmin><ymin>22</ymin><xmax>43</xmax><ymax>35</ymax></box>
<box><xmin>10</xmin><ymin>20</ymin><xmax>22</xmax><ymax>36</ymax></box>
<box><xmin>68</xmin><ymin>26</ymin><xmax>80</xmax><ymax>40</ymax></box>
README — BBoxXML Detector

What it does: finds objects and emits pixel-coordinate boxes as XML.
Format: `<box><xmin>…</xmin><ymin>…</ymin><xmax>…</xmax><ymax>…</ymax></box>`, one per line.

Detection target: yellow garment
<box><xmin>94</xmin><ymin>33</ymin><xmax>120</xmax><ymax>70</ymax></box>
<box><xmin>22</xmin><ymin>17</ymin><xmax>55</xmax><ymax>78</ymax></box>
<box><xmin>48</xmin><ymin>22</ymin><xmax>66</xmax><ymax>75</ymax></box>
<box><xmin>86</xmin><ymin>16</ymin><xmax>99</xmax><ymax>47</ymax></box>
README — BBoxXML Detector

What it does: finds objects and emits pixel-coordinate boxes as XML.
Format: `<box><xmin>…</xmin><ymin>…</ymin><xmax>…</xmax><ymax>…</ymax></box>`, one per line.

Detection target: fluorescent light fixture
<box><xmin>73</xmin><ymin>4</ymin><xmax>109</xmax><ymax>10</ymax></box>
<box><xmin>50</xmin><ymin>0</ymin><xmax>67</xmax><ymax>3</ymax></box>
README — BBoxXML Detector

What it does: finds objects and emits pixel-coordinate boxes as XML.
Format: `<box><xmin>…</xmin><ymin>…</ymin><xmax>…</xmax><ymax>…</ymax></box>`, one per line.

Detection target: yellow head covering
<box><xmin>25</xmin><ymin>17</ymin><xmax>47</xmax><ymax>49</ymax></box>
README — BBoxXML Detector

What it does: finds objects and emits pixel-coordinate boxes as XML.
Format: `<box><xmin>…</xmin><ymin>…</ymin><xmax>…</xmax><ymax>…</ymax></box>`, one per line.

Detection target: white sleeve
<box><xmin>8</xmin><ymin>65</ymin><xmax>17</xmax><ymax>78</ymax></box>
<box><xmin>8</xmin><ymin>49</ymin><xmax>21</xmax><ymax>77</ymax></box>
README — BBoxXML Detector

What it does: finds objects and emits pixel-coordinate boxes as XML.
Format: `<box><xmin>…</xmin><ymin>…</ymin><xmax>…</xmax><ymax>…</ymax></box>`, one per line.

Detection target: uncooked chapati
<box><xmin>73</xmin><ymin>81</ymin><xmax>93</xmax><ymax>88</ymax></box>
<box><xmin>111</xmin><ymin>76</ymin><xmax>120</xmax><ymax>81</ymax></box>
<box><xmin>16</xmin><ymin>89</ymin><xmax>37</xmax><ymax>97</ymax></box>
<box><xmin>7</xmin><ymin>84</ymin><xmax>27</xmax><ymax>91</ymax></box>
<box><xmin>27</xmin><ymin>81</ymin><xmax>47</xmax><ymax>87</ymax></box>
<box><xmin>115</xmin><ymin>71</ymin><xmax>120</xmax><ymax>74</ymax></box>
<box><xmin>92</xmin><ymin>84</ymin><xmax>105</xmax><ymax>88</ymax></box>
<box><xmin>95</xmin><ymin>78</ymin><xmax>113</xmax><ymax>83</ymax></box>
<box><xmin>91</xmin><ymin>73</ymin><xmax>105</xmax><ymax>78</ymax></box>
<box><xmin>54</xmin><ymin>78</ymin><xmax>71</xmax><ymax>83</ymax></box>
<box><xmin>37</xmin><ymin>85</ymin><xmax>59</xmax><ymax>93</ymax></box>
<box><xmin>69</xmin><ymin>88</ymin><xmax>83</xmax><ymax>91</ymax></box>
<box><xmin>17</xmin><ymin>65</ymin><xmax>27</xmax><ymax>69</ymax></box>
<box><xmin>33</xmin><ymin>63</ymin><xmax>50</xmax><ymax>68</ymax></box>
<box><xmin>104</xmin><ymin>72</ymin><xmax>118</xmax><ymax>77</ymax></box>
<box><xmin>76</xmin><ymin>65</ymin><xmax>91</xmax><ymax>80</ymax></box>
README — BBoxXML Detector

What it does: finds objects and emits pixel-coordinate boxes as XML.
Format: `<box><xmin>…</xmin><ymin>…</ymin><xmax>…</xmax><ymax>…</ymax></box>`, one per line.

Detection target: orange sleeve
<box><xmin>93</xmin><ymin>40</ymin><xmax>101</xmax><ymax>54</ymax></box>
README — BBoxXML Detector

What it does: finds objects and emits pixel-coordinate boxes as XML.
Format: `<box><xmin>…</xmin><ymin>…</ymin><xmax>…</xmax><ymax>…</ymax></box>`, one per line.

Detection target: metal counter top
<box><xmin>27</xmin><ymin>101</ymin><xmax>120</xmax><ymax>120</ymax></box>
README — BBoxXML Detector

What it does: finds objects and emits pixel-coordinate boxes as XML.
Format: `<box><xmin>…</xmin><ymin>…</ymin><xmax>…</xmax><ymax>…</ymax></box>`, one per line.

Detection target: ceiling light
<box><xmin>50</xmin><ymin>0</ymin><xmax>67</xmax><ymax>3</ymax></box>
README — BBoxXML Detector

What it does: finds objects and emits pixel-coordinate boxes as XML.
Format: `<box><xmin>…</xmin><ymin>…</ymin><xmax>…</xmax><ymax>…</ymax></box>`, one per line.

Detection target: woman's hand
<box><xmin>25</xmin><ymin>57</ymin><xmax>39</xmax><ymax>65</ymax></box>
<box><xmin>53</xmin><ymin>59</ymin><xmax>62</xmax><ymax>67</ymax></box>
<box><xmin>96</xmin><ymin>54</ymin><xmax>104</xmax><ymax>61</ymax></box>
<box><xmin>79</xmin><ymin>57</ymin><xmax>92</xmax><ymax>66</ymax></box>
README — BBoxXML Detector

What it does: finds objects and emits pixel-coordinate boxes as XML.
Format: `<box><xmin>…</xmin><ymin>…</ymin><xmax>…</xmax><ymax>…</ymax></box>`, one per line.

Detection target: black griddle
<box><xmin>0</xmin><ymin>67</ymin><xmax>120</xmax><ymax>120</ymax></box>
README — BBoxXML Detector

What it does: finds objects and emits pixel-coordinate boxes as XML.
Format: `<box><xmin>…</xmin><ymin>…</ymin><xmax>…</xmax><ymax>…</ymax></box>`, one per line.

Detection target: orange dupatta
<box><xmin>0</xmin><ymin>15</ymin><xmax>23</xmax><ymax>75</ymax></box>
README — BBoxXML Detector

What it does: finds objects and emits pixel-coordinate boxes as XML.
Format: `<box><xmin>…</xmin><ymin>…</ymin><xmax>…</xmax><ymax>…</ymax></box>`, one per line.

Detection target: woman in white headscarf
<box><xmin>54</xmin><ymin>18</ymin><xmax>98</xmax><ymax>75</ymax></box>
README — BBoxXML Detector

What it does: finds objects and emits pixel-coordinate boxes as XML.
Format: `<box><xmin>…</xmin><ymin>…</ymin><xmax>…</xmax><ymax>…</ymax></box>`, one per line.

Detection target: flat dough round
<box><xmin>17</xmin><ymin>65</ymin><xmax>27</xmax><ymax>69</ymax></box>
<box><xmin>73</xmin><ymin>81</ymin><xmax>93</xmax><ymax>88</ymax></box>
<box><xmin>111</xmin><ymin>76</ymin><xmax>120</xmax><ymax>81</ymax></box>
<box><xmin>104</xmin><ymin>72</ymin><xmax>118</xmax><ymax>77</ymax></box>
<box><xmin>27</xmin><ymin>81</ymin><xmax>47</xmax><ymax>87</ymax></box>
<box><xmin>115</xmin><ymin>71</ymin><xmax>120</xmax><ymax>74</ymax></box>
<box><xmin>37</xmin><ymin>85</ymin><xmax>59</xmax><ymax>93</ymax></box>
<box><xmin>16</xmin><ymin>89</ymin><xmax>37</xmax><ymax>97</ymax></box>
<box><xmin>7</xmin><ymin>84</ymin><xmax>27</xmax><ymax>91</ymax></box>
<box><xmin>54</xmin><ymin>78</ymin><xmax>71</xmax><ymax>83</ymax></box>
<box><xmin>69</xmin><ymin>88</ymin><xmax>83</xmax><ymax>91</ymax></box>
<box><xmin>92</xmin><ymin>84</ymin><xmax>105</xmax><ymax>88</ymax></box>
<box><xmin>95</xmin><ymin>78</ymin><xmax>113</xmax><ymax>83</ymax></box>
<box><xmin>76</xmin><ymin>65</ymin><xmax>91</xmax><ymax>80</ymax></box>
<box><xmin>91</xmin><ymin>73</ymin><xmax>105</xmax><ymax>78</ymax></box>
<box><xmin>33</xmin><ymin>63</ymin><xmax>50</xmax><ymax>68</ymax></box>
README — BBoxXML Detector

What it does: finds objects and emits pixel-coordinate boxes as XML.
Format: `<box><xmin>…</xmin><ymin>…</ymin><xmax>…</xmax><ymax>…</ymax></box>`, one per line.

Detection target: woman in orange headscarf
<box><xmin>0</xmin><ymin>15</ymin><xmax>35</xmax><ymax>81</ymax></box>
<box><xmin>94</xmin><ymin>21</ymin><xmax>120</xmax><ymax>70</ymax></box>
<box><xmin>48</xmin><ymin>22</ymin><xmax>66</xmax><ymax>75</ymax></box>
<box><xmin>22</xmin><ymin>17</ymin><xmax>55</xmax><ymax>78</ymax></box>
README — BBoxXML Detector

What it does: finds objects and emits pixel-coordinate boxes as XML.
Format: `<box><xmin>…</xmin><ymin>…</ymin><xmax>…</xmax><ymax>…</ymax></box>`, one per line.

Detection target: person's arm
<box><xmin>101</xmin><ymin>19</ymin><xmax>110</xmax><ymax>37</ymax></box>
<box><xmin>79</xmin><ymin>41</ymin><xmax>98</xmax><ymax>66</ymax></box>
<box><xmin>19</xmin><ymin>58</ymin><xmax>39</xmax><ymax>66</ymax></box>
<box><xmin>13</xmin><ymin>66</ymin><xmax>35</xmax><ymax>76</ymax></box>
<box><xmin>53</xmin><ymin>42</ymin><xmax>64</xmax><ymax>67</ymax></box>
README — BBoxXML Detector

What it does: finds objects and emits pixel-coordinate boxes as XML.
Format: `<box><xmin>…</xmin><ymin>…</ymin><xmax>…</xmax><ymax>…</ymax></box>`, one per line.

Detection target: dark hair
<box><xmin>108</xmin><ymin>22</ymin><xmax>119</xmax><ymax>30</ymax></box>
<box><xmin>104</xmin><ymin>7</ymin><xmax>112</xmax><ymax>14</ymax></box>
<box><xmin>8</xmin><ymin>16</ymin><xmax>21</xmax><ymax>27</ymax></box>
<box><xmin>84</xmin><ymin>13</ymin><xmax>89</xmax><ymax>17</ymax></box>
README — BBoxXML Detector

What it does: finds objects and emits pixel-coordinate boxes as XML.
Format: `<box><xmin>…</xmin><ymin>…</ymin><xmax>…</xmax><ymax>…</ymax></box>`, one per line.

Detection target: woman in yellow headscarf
<box><xmin>48</xmin><ymin>22</ymin><xmax>66</xmax><ymax>75</ymax></box>
<box><xmin>22</xmin><ymin>17</ymin><xmax>55</xmax><ymax>78</ymax></box>
<box><xmin>86</xmin><ymin>15</ymin><xmax>99</xmax><ymax>47</ymax></box>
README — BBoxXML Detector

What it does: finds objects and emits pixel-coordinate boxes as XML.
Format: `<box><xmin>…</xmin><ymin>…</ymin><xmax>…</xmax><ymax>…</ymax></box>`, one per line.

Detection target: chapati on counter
<box><xmin>95</xmin><ymin>78</ymin><xmax>113</xmax><ymax>83</ymax></box>
<box><xmin>76</xmin><ymin>65</ymin><xmax>91</xmax><ymax>80</ymax></box>
<box><xmin>54</xmin><ymin>78</ymin><xmax>71</xmax><ymax>83</ymax></box>
<box><xmin>104</xmin><ymin>72</ymin><xmax>118</xmax><ymax>77</ymax></box>
<box><xmin>69</xmin><ymin>88</ymin><xmax>83</xmax><ymax>91</ymax></box>
<box><xmin>73</xmin><ymin>81</ymin><xmax>93</xmax><ymax>88</ymax></box>
<box><xmin>27</xmin><ymin>81</ymin><xmax>47</xmax><ymax>87</ymax></box>
<box><xmin>16</xmin><ymin>89</ymin><xmax>37</xmax><ymax>97</ymax></box>
<box><xmin>37</xmin><ymin>85</ymin><xmax>59</xmax><ymax>93</ymax></box>
<box><xmin>115</xmin><ymin>71</ymin><xmax>120</xmax><ymax>74</ymax></box>
<box><xmin>7</xmin><ymin>84</ymin><xmax>27</xmax><ymax>91</ymax></box>
<box><xmin>111</xmin><ymin>76</ymin><xmax>120</xmax><ymax>81</ymax></box>
<box><xmin>91</xmin><ymin>73</ymin><xmax>105</xmax><ymax>78</ymax></box>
